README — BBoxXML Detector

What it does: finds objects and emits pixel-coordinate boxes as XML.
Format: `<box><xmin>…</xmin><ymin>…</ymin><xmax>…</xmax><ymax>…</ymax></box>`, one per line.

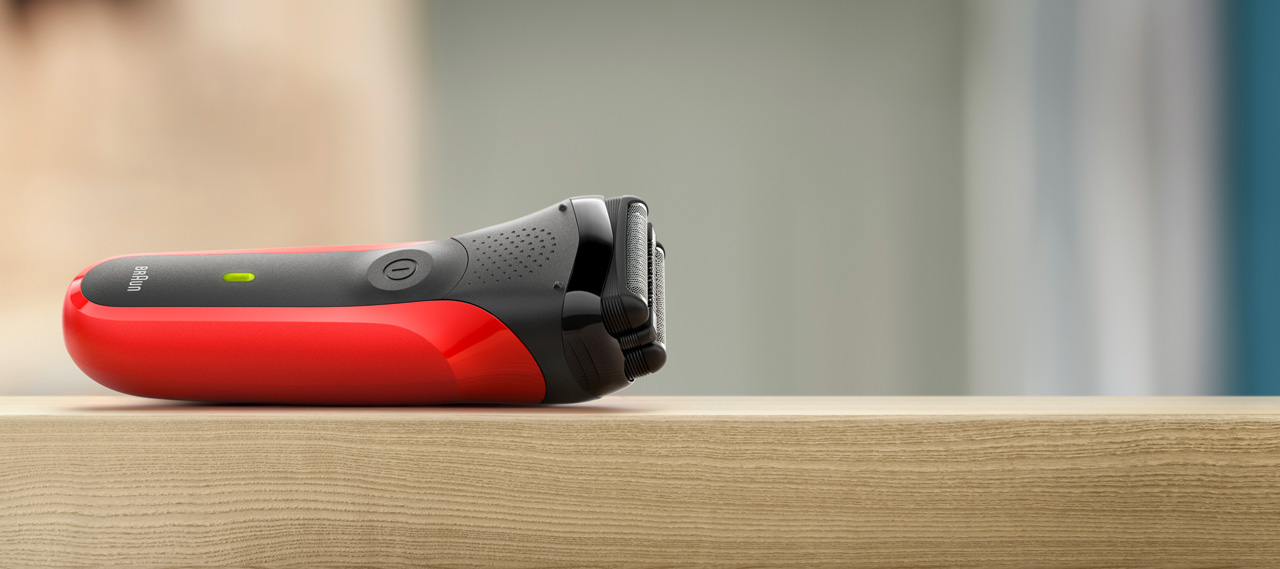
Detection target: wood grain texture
<box><xmin>2</xmin><ymin>396</ymin><xmax>1280</xmax><ymax>568</ymax></box>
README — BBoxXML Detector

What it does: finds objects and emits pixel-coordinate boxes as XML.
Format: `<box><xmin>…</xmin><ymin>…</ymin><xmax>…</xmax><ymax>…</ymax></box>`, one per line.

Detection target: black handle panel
<box><xmin>79</xmin><ymin>240</ymin><xmax>469</xmax><ymax>307</ymax></box>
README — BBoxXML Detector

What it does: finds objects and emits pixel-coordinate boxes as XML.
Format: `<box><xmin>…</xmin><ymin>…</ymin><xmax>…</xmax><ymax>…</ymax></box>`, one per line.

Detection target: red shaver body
<box><xmin>62</xmin><ymin>196</ymin><xmax>666</xmax><ymax>404</ymax></box>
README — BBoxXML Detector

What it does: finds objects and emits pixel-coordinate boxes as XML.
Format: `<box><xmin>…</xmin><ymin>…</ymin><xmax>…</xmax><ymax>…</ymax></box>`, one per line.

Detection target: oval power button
<box><xmin>384</xmin><ymin>259</ymin><xmax>417</xmax><ymax>280</ymax></box>
<box><xmin>367</xmin><ymin>249</ymin><xmax>432</xmax><ymax>291</ymax></box>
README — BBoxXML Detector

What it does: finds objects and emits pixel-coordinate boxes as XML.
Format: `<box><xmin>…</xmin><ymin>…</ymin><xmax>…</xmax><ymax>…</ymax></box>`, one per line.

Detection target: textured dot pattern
<box><xmin>465</xmin><ymin>227</ymin><xmax>557</xmax><ymax>286</ymax></box>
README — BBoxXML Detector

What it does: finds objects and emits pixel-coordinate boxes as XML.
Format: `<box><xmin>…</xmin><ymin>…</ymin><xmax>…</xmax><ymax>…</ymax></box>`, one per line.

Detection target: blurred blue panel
<box><xmin>1230</xmin><ymin>0</ymin><xmax>1280</xmax><ymax>394</ymax></box>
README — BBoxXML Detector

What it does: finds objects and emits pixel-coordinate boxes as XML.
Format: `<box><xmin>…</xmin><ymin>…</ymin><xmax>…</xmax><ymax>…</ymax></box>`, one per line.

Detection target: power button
<box><xmin>367</xmin><ymin>249</ymin><xmax>432</xmax><ymax>291</ymax></box>
<box><xmin>384</xmin><ymin>259</ymin><xmax>417</xmax><ymax>280</ymax></box>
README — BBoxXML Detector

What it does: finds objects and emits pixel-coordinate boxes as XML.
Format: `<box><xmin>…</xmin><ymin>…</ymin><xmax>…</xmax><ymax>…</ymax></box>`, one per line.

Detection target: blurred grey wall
<box><xmin>426</xmin><ymin>0</ymin><xmax>967</xmax><ymax>394</ymax></box>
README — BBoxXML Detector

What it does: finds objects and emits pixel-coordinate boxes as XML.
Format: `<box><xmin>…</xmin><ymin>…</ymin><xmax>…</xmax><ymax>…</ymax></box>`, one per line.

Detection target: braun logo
<box><xmin>127</xmin><ymin>266</ymin><xmax>150</xmax><ymax>292</ymax></box>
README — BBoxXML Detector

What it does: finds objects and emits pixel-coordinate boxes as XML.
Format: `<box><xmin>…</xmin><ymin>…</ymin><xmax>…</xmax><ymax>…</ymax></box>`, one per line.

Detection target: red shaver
<box><xmin>63</xmin><ymin>196</ymin><xmax>666</xmax><ymax>404</ymax></box>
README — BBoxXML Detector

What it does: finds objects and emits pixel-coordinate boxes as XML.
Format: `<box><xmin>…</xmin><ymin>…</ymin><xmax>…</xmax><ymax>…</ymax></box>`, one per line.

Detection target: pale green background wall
<box><xmin>426</xmin><ymin>0</ymin><xmax>968</xmax><ymax>395</ymax></box>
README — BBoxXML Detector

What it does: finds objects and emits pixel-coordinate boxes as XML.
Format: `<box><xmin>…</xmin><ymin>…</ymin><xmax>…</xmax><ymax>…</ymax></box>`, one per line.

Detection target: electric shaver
<box><xmin>63</xmin><ymin>196</ymin><xmax>667</xmax><ymax>404</ymax></box>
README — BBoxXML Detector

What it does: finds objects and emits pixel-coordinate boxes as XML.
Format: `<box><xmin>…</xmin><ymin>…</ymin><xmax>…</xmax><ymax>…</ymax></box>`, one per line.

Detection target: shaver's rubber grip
<box><xmin>444</xmin><ymin>200</ymin><xmax>592</xmax><ymax>403</ymax></box>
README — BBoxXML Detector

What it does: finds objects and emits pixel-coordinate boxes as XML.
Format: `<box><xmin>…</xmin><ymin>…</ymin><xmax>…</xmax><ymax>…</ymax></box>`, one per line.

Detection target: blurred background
<box><xmin>1</xmin><ymin>0</ymin><xmax>1273</xmax><ymax>396</ymax></box>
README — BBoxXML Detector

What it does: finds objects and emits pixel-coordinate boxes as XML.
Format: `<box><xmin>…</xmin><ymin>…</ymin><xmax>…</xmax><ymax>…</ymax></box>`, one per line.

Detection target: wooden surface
<box><xmin>3</xmin><ymin>396</ymin><xmax>1280</xmax><ymax>568</ymax></box>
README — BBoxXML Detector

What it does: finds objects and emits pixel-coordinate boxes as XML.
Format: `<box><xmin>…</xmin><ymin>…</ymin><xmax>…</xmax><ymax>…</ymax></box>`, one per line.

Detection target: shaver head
<box><xmin>445</xmin><ymin>195</ymin><xmax>666</xmax><ymax>403</ymax></box>
<box><xmin>563</xmin><ymin>196</ymin><xmax>667</xmax><ymax>395</ymax></box>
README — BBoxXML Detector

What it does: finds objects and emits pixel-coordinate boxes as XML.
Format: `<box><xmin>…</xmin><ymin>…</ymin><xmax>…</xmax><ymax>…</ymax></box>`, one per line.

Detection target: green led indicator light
<box><xmin>223</xmin><ymin>272</ymin><xmax>256</xmax><ymax>283</ymax></box>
